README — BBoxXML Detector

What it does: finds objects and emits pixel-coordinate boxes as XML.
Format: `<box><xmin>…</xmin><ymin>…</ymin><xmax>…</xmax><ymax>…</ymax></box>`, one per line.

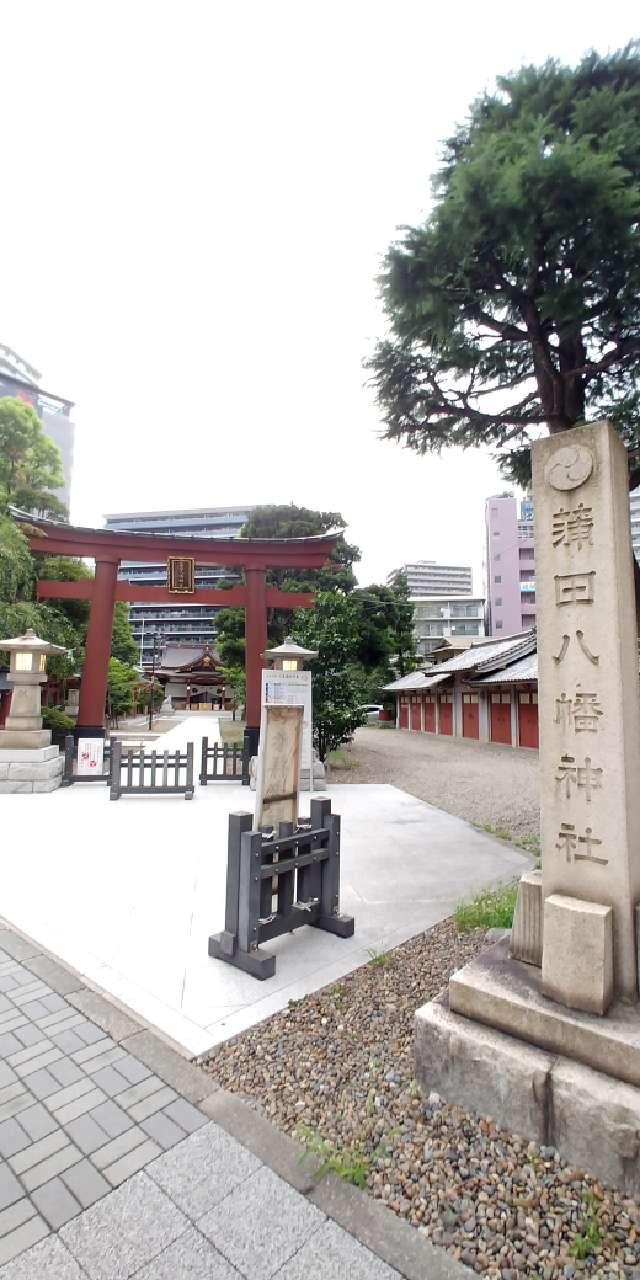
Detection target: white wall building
<box><xmin>412</xmin><ymin>595</ymin><xmax>486</xmax><ymax>660</ymax></box>
<box><xmin>389</xmin><ymin>560</ymin><xmax>473</xmax><ymax>598</ymax></box>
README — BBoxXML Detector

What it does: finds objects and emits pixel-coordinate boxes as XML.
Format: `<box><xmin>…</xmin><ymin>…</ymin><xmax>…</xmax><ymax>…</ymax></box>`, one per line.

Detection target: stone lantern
<box><xmin>263</xmin><ymin>637</ymin><xmax>318</xmax><ymax>671</ymax></box>
<box><xmin>261</xmin><ymin>637</ymin><xmax>324</xmax><ymax>791</ymax></box>
<box><xmin>0</xmin><ymin>628</ymin><xmax>67</xmax><ymax>793</ymax></box>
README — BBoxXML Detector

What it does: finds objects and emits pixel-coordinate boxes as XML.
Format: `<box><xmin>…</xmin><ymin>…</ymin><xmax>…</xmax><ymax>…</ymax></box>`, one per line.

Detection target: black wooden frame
<box><xmin>208</xmin><ymin>797</ymin><xmax>354</xmax><ymax>978</ymax></box>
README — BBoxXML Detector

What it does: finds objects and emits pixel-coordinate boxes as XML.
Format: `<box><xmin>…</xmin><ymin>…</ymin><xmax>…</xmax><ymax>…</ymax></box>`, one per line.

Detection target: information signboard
<box><xmin>261</xmin><ymin>669</ymin><xmax>312</xmax><ymax>775</ymax></box>
<box><xmin>77</xmin><ymin>737</ymin><xmax>104</xmax><ymax>776</ymax></box>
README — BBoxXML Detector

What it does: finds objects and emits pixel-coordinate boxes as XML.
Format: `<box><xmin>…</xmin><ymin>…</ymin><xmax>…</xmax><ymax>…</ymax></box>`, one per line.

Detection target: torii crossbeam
<box><xmin>16</xmin><ymin>514</ymin><xmax>337</xmax><ymax>756</ymax></box>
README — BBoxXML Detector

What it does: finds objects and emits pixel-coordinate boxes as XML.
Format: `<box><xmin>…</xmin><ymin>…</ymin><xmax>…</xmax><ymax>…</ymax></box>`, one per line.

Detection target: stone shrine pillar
<box><xmin>414</xmin><ymin>421</ymin><xmax>640</xmax><ymax>1192</ymax></box>
<box><xmin>533</xmin><ymin>421</ymin><xmax>640</xmax><ymax>1006</ymax></box>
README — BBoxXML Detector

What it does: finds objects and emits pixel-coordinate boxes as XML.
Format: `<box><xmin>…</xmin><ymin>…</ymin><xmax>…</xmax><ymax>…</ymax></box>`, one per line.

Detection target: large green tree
<box><xmin>110</xmin><ymin>603</ymin><xmax>139</xmax><ymax>666</ymax></box>
<box><xmin>368</xmin><ymin>45</ymin><xmax>640</xmax><ymax>487</ymax></box>
<box><xmin>0</xmin><ymin>398</ymin><xmax>66</xmax><ymax>517</ymax></box>
<box><xmin>292</xmin><ymin>592</ymin><xmax>367</xmax><ymax>761</ymax></box>
<box><xmin>351</xmin><ymin>575</ymin><xmax>416</xmax><ymax>679</ymax></box>
<box><xmin>0</xmin><ymin>514</ymin><xmax>33</xmax><ymax>604</ymax></box>
<box><xmin>215</xmin><ymin>505</ymin><xmax>362</xmax><ymax>659</ymax></box>
<box><xmin>106</xmin><ymin>658</ymin><xmax>137</xmax><ymax>724</ymax></box>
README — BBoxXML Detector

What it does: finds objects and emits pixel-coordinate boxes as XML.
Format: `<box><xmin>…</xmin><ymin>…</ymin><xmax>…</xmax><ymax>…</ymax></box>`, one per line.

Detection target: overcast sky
<box><xmin>1</xmin><ymin>2</ymin><xmax>636</xmax><ymax>589</ymax></box>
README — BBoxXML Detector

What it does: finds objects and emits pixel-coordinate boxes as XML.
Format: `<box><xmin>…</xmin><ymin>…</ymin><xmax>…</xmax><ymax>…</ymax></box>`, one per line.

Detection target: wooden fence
<box><xmin>109</xmin><ymin>739</ymin><xmax>195</xmax><ymax>800</ymax></box>
<box><xmin>199</xmin><ymin>737</ymin><xmax>245</xmax><ymax>784</ymax></box>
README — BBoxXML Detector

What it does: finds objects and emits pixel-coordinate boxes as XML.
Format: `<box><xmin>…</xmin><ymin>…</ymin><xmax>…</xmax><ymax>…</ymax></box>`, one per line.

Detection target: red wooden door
<box><xmin>518</xmin><ymin>693</ymin><xmax>539</xmax><ymax>748</ymax></box>
<box><xmin>399</xmin><ymin>702</ymin><xmax>409</xmax><ymax>730</ymax></box>
<box><xmin>410</xmin><ymin>701</ymin><xmax>421</xmax><ymax>731</ymax></box>
<box><xmin>438</xmin><ymin>698</ymin><xmax>453</xmax><ymax>735</ymax></box>
<box><xmin>462</xmin><ymin>695</ymin><xmax>479</xmax><ymax>739</ymax></box>
<box><xmin>490</xmin><ymin>694</ymin><xmax>512</xmax><ymax>745</ymax></box>
<box><xmin>423</xmin><ymin>698</ymin><xmax>436</xmax><ymax>733</ymax></box>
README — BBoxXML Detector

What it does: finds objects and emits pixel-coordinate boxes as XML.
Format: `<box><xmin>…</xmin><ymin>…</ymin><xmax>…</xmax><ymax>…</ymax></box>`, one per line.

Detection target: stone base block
<box><xmin>0</xmin><ymin>730</ymin><xmax>51</xmax><ymax>749</ymax></box>
<box><xmin>449</xmin><ymin>937</ymin><xmax>640</xmax><ymax>1087</ymax></box>
<box><xmin>0</xmin><ymin>746</ymin><xmax>59</xmax><ymax>763</ymax></box>
<box><xmin>510</xmin><ymin>868</ymin><xmax>542</xmax><ymax>966</ymax></box>
<box><xmin>416</xmin><ymin>992</ymin><xmax>551</xmax><ymax>1143</ymax></box>
<box><xmin>416</xmin><ymin>994</ymin><xmax>640</xmax><ymax>1195</ymax></box>
<box><xmin>0</xmin><ymin>753</ymin><xmax>63</xmax><ymax>794</ymax></box>
<box><xmin>542</xmin><ymin>894</ymin><xmax>613</xmax><ymax>1014</ymax></box>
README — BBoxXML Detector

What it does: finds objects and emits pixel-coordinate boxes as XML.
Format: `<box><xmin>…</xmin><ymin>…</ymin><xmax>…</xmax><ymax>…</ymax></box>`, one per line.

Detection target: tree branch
<box><xmin>574</xmin><ymin>339</ymin><xmax>640</xmax><ymax>380</ymax></box>
<box><xmin>465</xmin><ymin>305</ymin><xmax>528</xmax><ymax>342</ymax></box>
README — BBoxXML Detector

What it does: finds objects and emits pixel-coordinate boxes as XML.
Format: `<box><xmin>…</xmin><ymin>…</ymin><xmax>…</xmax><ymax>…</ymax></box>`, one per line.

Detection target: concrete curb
<box><xmin>0</xmin><ymin>915</ymin><xmax>473</xmax><ymax>1280</ymax></box>
<box><xmin>202</xmin><ymin>1087</ymin><xmax>471</xmax><ymax>1279</ymax></box>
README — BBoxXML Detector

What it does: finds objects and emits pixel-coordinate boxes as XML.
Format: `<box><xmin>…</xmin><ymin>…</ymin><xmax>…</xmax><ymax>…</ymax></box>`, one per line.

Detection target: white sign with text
<box><xmin>261</xmin><ymin>669</ymin><xmax>312</xmax><ymax>775</ymax></box>
<box><xmin>77</xmin><ymin>737</ymin><xmax>104</xmax><ymax>776</ymax></box>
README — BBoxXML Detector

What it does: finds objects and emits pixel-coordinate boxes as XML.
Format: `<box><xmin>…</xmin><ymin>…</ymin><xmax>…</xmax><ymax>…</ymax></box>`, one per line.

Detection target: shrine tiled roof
<box><xmin>160</xmin><ymin>644</ymin><xmax>221</xmax><ymax>670</ymax></box>
<box><xmin>433</xmin><ymin>630</ymin><xmax>535</xmax><ymax>675</ymax></box>
<box><xmin>383</xmin><ymin>670</ymin><xmax>451</xmax><ymax>693</ymax></box>
<box><xmin>383</xmin><ymin>630</ymin><xmax>537</xmax><ymax>693</ymax></box>
<box><xmin>473</xmin><ymin>653</ymin><xmax>538</xmax><ymax>684</ymax></box>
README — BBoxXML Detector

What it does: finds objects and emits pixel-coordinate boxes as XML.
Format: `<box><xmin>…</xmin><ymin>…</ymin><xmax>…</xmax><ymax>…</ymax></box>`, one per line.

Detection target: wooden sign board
<box><xmin>254</xmin><ymin>703</ymin><xmax>303</xmax><ymax>829</ymax></box>
<box><xmin>167</xmin><ymin>557</ymin><xmax>195</xmax><ymax>593</ymax></box>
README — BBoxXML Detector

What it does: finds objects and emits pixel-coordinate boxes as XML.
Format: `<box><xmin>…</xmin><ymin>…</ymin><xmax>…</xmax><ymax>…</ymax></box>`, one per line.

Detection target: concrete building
<box><xmin>103</xmin><ymin>506</ymin><xmax>254</xmax><ymax>663</ymax></box>
<box><xmin>630</xmin><ymin>487</ymin><xmax>640</xmax><ymax>562</ymax></box>
<box><xmin>484</xmin><ymin>493</ymin><xmax>535</xmax><ymax>636</ymax></box>
<box><xmin>389</xmin><ymin>561</ymin><xmax>473</xmax><ymax>597</ymax></box>
<box><xmin>0</xmin><ymin>344</ymin><xmax>75</xmax><ymax>511</ymax></box>
<box><xmin>412</xmin><ymin>594</ymin><xmax>486</xmax><ymax>661</ymax></box>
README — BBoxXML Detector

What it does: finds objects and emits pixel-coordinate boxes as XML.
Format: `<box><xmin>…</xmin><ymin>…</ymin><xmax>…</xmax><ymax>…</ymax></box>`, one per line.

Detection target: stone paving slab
<box><xmin>0</xmin><ymin>921</ymin><xmax>471</xmax><ymax>1280</ymax></box>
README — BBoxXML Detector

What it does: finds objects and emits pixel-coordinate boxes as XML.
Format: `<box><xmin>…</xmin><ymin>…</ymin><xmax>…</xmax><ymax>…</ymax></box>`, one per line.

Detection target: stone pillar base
<box><xmin>0</xmin><ymin>748</ymin><xmax>63</xmax><ymax>794</ymax></box>
<box><xmin>510</xmin><ymin>868</ymin><xmax>543</xmax><ymax>966</ymax></box>
<box><xmin>416</xmin><ymin>992</ymin><xmax>640</xmax><ymax>1196</ymax></box>
<box><xmin>0</xmin><ymin>729</ymin><xmax>52</xmax><ymax>749</ymax></box>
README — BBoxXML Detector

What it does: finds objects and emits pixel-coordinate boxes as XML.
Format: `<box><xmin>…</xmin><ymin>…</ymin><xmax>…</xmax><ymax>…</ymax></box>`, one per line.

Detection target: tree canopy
<box><xmin>0</xmin><ymin>397</ymin><xmax>66</xmax><ymax>517</ymax></box>
<box><xmin>106</xmin><ymin>657</ymin><xmax>137</xmax><ymax>724</ymax></box>
<box><xmin>0</xmin><ymin>505</ymin><xmax>138</xmax><ymax>702</ymax></box>
<box><xmin>292</xmin><ymin>592</ymin><xmax>367</xmax><ymax>761</ymax></box>
<box><xmin>351</xmin><ymin>577</ymin><xmax>416</xmax><ymax>679</ymax></box>
<box><xmin>241</xmin><ymin>505</ymin><xmax>360</xmax><ymax>594</ymax></box>
<box><xmin>110</xmin><ymin>602</ymin><xmax>139</xmax><ymax>666</ymax></box>
<box><xmin>368</xmin><ymin>44</ymin><xmax>640</xmax><ymax>486</ymax></box>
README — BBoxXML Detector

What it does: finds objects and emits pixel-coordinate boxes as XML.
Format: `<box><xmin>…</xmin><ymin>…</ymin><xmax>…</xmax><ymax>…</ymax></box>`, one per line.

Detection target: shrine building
<box><xmin>156</xmin><ymin>642</ymin><xmax>229</xmax><ymax>710</ymax></box>
<box><xmin>385</xmin><ymin>630</ymin><xmax>539</xmax><ymax>750</ymax></box>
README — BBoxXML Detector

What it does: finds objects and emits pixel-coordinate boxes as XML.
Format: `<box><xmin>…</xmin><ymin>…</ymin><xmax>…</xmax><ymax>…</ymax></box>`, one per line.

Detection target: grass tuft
<box><xmin>295</xmin><ymin>1125</ymin><xmax>382</xmax><ymax>1189</ymax></box>
<box><xmin>366</xmin><ymin>947</ymin><xmax>394</xmax><ymax>970</ymax></box>
<box><xmin>475</xmin><ymin>822</ymin><xmax>540</xmax><ymax>859</ymax></box>
<box><xmin>454</xmin><ymin>882</ymin><xmax>518</xmax><ymax>931</ymax></box>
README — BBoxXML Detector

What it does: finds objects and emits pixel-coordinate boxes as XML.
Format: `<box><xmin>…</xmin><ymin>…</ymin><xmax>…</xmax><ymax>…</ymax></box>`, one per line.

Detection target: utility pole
<box><xmin>148</xmin><ymin>630</ymin><xmax>162</xmax><ymax>732</ymax></box>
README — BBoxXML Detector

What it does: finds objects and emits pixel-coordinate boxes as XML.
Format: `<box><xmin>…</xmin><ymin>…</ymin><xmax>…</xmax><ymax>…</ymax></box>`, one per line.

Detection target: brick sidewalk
<box><xmin>0</xmin><ymin>923</ymin><xmax>468</xmax><ymax>1280</ymax></box>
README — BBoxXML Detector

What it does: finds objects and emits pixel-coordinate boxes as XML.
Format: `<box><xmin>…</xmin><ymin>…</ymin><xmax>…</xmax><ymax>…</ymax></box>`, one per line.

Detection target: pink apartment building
<box><xmin>484</xmin><ymin>494</ymin><xmax>536</xmax><ymax>635</ymax></box>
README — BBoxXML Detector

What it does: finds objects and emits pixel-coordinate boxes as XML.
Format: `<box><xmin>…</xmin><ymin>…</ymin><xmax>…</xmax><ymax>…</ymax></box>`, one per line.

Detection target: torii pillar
<box><xmin>78</xmin><ymin>560</ymin><xmax>119</xmax><ymax>733</ymax></box>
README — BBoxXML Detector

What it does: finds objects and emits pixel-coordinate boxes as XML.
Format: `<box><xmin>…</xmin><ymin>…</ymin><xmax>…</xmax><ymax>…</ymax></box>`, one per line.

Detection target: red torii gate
<box><xmin>19</xmin><ymin>514</ymin><xmax>337</xmax><ymax>753</ymax></box>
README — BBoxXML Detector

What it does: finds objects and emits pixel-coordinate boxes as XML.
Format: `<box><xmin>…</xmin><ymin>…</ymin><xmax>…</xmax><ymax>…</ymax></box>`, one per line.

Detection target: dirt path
<box><xmin>331</xmin><ymin>725</ymin><xmax>540</xmax><ymax>840</ymax></box>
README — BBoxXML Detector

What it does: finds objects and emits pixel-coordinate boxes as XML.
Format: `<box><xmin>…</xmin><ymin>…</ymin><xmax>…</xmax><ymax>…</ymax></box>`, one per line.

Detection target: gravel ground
<box><xmin>331</xmin><ymin>727</ymin><xmax>540</xmax><ymax>841</ymax></box>
<box><xmin>202</xmin><ymin>921</ymin><xmax>638</xmax><ymax>1278</ymax></box>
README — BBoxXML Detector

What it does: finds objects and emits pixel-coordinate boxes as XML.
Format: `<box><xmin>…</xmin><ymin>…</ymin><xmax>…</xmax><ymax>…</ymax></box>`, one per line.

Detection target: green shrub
<box><xmin>42</xmin><ymin>707</ymin><xmax>74</xmax><ymax>733</ymax></box>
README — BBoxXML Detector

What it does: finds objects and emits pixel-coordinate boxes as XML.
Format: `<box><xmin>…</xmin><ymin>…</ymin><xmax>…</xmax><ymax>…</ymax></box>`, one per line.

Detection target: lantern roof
<box><xmin>263</xmin><ymin>636</ymin><xmax>319</xmax><ymax>660</ymax></box>
<box><xmin>0</xmin><ymin>628</ymin><xmax>67</xmax><ymax>656</ymax></box>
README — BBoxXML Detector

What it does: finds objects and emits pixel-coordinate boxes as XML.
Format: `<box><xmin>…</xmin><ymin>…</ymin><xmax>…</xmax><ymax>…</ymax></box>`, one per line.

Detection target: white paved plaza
<box><xmin>1</xmin><ymin>716</ymin><xmax>531</xmax><ymax>1057</ymax></box>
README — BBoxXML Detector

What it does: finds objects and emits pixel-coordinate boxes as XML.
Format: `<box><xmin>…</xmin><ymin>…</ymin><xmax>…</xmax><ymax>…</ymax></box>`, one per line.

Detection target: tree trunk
<box><xmin>557</xmin><ymin>328</ymin><xmax>587</xmax><ymax>425</ymax></box>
